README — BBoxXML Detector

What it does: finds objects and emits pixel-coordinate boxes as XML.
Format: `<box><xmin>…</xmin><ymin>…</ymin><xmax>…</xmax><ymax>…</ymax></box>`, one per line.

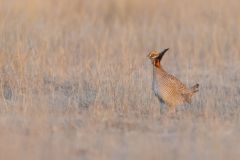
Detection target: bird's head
<box><xmin>147</xmin><ymin>51</ymin><xmax>160</xmax><ymax>60</ymax></box>
<box><xmin>147</xmin><ymin>48</ymin><xmax>169</xmax><ymax>67</ymax></box>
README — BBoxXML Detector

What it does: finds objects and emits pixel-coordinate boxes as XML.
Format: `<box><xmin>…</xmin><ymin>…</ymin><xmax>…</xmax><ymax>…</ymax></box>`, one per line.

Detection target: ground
<box><xmin>0</xmin><ymin>0</ymin><xmax>239</xmax><ymax>160</ymax></box>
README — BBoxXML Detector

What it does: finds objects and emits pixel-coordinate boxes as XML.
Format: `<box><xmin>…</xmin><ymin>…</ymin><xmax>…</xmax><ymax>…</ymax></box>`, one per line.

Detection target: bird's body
<box><xmin>148</xmin><ymin>49</ymin><xmax>199</xmax><ymax>113</ymax></box>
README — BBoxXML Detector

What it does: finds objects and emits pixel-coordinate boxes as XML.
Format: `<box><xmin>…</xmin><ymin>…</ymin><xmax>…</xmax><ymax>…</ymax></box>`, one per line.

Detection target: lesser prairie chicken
<box><xmin>147</xmin><ymin>48</ymin><xmax>199</xmax><ymax>113</ymax></box>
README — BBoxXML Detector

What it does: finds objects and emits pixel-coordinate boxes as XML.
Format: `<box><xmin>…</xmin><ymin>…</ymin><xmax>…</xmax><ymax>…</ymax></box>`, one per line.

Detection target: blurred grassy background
<box><xmin>0</xmin><ymin>0</ymin><xmax>239</xmax><ymax>159</ymax></box>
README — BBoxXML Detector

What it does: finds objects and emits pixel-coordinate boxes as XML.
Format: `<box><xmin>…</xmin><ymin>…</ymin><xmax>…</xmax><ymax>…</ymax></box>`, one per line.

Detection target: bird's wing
<box><xmin>166</xmin><ymin>74</ymin><xmax>189</xmax><ymax>94</ymax></box>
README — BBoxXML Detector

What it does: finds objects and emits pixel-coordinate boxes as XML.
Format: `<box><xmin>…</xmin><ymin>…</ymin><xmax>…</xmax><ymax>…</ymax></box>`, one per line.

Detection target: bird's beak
<box><xmin>158</xmin><ymin>48</ymin><xmax>169</xmax><ymax>61</ymax></box>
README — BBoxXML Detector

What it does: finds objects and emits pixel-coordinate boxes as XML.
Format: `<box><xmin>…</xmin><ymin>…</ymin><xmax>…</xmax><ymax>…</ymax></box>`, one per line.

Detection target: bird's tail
<box><xmin>190</xmin><ymin>83</ymin><xmax>199</xmax><ymax>94</ymax></box>
<box><xmin>183</xmin><ymin>83</ymin><xmax>199</xmax><ymax>104</ymax></box>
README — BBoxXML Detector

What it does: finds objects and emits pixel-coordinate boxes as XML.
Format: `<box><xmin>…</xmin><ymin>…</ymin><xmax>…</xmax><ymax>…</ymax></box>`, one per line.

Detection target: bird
<box><xmin>147</xmin><ymin>48</ymin><xmax>199</xmax><ymax>113</ymax></box>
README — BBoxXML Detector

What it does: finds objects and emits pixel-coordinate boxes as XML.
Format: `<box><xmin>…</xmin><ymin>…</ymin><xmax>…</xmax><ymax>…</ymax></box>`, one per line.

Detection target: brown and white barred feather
<box><xmin>148</xmin><ymin>49</ymin><xmax>199</xmax><ymax>113</ymax></box>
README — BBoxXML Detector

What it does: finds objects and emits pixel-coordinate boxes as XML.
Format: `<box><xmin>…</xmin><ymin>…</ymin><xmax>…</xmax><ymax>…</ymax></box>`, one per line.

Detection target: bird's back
<box><xmin>154</xmin><ymin>67</ymin><xmax>193</xmax><ymax>107</ymax></box>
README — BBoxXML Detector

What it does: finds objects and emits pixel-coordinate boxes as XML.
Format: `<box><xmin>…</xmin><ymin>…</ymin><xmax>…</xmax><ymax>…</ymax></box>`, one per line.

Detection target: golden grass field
<box><xmin>0</xmin><ymin>0</ymin><xmax>239</xmax><ymax>159</ymax></box>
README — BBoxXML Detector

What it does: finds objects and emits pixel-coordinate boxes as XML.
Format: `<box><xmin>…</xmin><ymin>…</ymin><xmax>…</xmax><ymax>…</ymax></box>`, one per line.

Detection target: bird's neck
<box><xmin>153</xmin><ymin>60</ymin><xmax>166</xmax><ymax>75</ymax></box>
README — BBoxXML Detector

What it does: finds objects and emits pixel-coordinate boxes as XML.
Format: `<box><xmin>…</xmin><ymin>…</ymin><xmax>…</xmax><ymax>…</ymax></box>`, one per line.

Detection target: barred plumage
<box><xmin>148</xmin><ymin>49</ymin><xmax>199</xmax><ymax>113</ymax></box>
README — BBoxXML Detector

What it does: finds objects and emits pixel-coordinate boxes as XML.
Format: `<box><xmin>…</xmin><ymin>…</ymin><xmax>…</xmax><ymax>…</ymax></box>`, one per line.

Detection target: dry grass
<box><xmin>0</xmin><ymin>0</ymin><xmax>239</xmax><ymax>159</ymax></box>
